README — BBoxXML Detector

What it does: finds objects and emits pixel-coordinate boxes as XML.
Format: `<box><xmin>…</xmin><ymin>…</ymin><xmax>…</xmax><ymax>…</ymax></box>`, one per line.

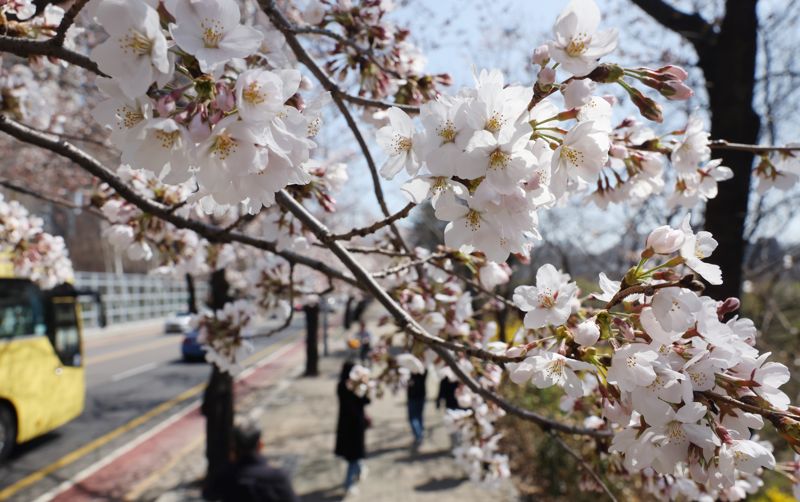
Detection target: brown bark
<box><xmin>631</xmin><ymin>0</ymin><xmax>760</xmax><ymax>300</ymax></box>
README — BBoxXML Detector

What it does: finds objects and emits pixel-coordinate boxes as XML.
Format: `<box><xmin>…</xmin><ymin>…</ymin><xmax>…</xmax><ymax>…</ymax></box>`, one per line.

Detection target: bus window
<box><xmin>0</xmin><ymin>280</ymin><xmax>46</xmax><ymax>338</ymax></box>
<box><xmin>49</xmin><ymin>300</ymin><xmax>81</xmax><ymax>367</ymax></box>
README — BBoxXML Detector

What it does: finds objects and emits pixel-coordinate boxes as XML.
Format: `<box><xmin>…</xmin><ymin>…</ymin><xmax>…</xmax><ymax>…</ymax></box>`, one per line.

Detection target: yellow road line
<box><xmin>85</xmin><ymin>337</ymin><xmax>178</xmax><ymax>365</ymax></box>
<box><xmin>123</xmin><ymin>434</ymin><xmax>205</xmax><ymax>501</ymax></box>
<box><xmin>0</xmin><ymin>339</ymin><xmax>293</xmax><ymax>501</ymax></box>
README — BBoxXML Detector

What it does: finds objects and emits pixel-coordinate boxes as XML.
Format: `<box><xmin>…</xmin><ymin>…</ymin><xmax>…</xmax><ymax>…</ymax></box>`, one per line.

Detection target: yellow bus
<box><xmin>0</xmin><ymin>272</ymin><xmax>85</xmax><ymax>461</ymax></box>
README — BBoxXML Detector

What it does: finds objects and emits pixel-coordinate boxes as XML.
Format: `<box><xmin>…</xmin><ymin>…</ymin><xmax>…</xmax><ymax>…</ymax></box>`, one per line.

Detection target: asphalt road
<box><xmin>0</xmin><ymin>316</ymin><xmax>302</xmax><ymax>501</ymax></box>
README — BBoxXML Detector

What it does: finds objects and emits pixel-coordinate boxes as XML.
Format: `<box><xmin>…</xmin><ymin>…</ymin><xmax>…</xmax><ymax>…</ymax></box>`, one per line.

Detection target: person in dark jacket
<box><xmin>436</xmin><ymin>376</ymin><xmax>460</xmax><ymax>411</ymax></box>
<box><xmin>335</xmin><ymin>361</ymin><xmax>370</xmax><ymax>494</ymax></box>
<box><xmin>436</xmin><ymin>376</ymin><xmax>463</xmax><ymax>449</ymax></box>
<box><xmin>406</xmin><ymin>370</ymin><xmax>427</xmax><ymax>451</ymax></box>
<box><xmin>210</xmin><ymin>421</ymin><xmax>297</xmax><ymax>502</ymax></box>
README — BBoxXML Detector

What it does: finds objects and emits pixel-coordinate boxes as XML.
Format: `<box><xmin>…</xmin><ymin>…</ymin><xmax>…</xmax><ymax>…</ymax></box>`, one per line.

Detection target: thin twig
<box><xmin>259</xmin><ymin>0</ymin><xmax>419</xmax><ymax>117</ymax></box>
<box><xmin>708</xmin><ymin>140</ymin><xmax>800</xmax><ymax>154</ymax></box>
<box><xmin>548</xmin><ymin>432</ymin><xmax>618</xmax><ymax>502</ymax></box>
<box><xmin>51</xmin><ymin>0</ymin><xmax>91</xmax><ymax>46</ymax></box>
<box><xmin>332</xmin><ymin>202</ymin><xmax>415</xmax><ymax>241</ymax></box>
<box><xmin>292</xmin><ymin>26</ymin><xmax>403</xmax><ymax>79</ymax></box>
<box><xmin>372</xmin><ymin>253</ymin><xmax>445</xmax><ymax>279</ymax></box>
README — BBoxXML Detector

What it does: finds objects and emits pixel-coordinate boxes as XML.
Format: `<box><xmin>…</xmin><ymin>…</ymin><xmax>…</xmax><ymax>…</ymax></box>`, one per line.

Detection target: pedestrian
<box><xmin>407</xmin><ymin>369</ymin><xmax>427</xmax><ymax>451</ymax></box>
<box><xmin>334</xmin><ymin>361</ymin><xmax>371</xmax><ymax>496</ymax></box>
<box><xmin>208</xmin><ymin>420</ymin><xmax>298</xmax><ymax>502</ymax></box>
<box><xmin>436</xmin><ymin>375</ymin><xmax>463</xmax><ymax>449</ymax></box>
<box><xmin>356</xmin><ymin>321</ymin><xmax>372</xmax><ymax>364</ymax></box>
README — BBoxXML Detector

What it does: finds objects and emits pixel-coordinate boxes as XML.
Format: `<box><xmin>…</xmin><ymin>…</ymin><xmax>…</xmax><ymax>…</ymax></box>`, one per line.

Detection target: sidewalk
<box><xmin>141</xmin><ymin>327</ymin><xmax>517</xmax><ymax>502</ymax></box>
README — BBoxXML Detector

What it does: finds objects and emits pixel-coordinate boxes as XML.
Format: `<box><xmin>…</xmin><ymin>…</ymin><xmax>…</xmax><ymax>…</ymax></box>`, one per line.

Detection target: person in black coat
<box><xmin>334</xmin><ymin>361</ymin><xmax>370</xmax><ymax>493</ymax></box>
<box><xmin>406</xmin><ymin>370</ymin><xmax>427</xmax><ymax>451</ymax></box>
<box><xmin>208</xmin><ymin>421</ymin><xmax>298</xmax><ymax>502</ymax></box>
<box><xmin>436</xmin><ymin>376</ymin><xmax>464</xmax><ymax>449</ymax></box>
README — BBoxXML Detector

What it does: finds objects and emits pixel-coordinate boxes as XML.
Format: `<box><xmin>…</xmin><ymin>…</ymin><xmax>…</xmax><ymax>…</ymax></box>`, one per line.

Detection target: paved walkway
<box><xmin>140</xmin><ymin>328</ymin><xmax>516</xmax><ymax>502</ymax></box>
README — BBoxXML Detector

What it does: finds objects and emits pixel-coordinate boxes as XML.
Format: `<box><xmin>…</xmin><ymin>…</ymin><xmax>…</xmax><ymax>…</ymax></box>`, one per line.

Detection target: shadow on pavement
<box><xmin>300</xmin><ymin>483</ymin><xmax>343</xmax><ymax>502</ymax></box>
<box><xmin>414</xmin><ymin>476</ymin><xmax>466</xmax><ymax>492</ymax></box>
<box><xmin>396</xmin><ymin>449</ymin><xmax>451</xmax><ymax>463</ymax></box>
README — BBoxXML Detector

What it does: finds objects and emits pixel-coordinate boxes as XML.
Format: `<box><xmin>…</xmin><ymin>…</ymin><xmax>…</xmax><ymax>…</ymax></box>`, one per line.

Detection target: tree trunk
<box><xmin>304</xmin><ymin>303</ymin><xmax>320</xmax><ymax>377</ymax></box>
<box><xmin>201</xmin><ymin>269</ymin><xmax>234</xmax><ymax>499</ymax></box>
<box><xmin>185</xmin><ymin>273</ymin><xmax>198</xmax><ymax>314</ymax></box>
<box><xmin>698</xmin><ymin>0</ymin><xmax>760</xmax><ymax>301</ymax></box>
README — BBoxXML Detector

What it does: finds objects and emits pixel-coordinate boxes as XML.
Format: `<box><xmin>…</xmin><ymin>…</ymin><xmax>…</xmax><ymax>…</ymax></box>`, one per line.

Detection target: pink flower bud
<box><xmin>532</xmin><ymin>45</ymin><xmax>550</xmax><ymax>66</ymax></box>
<box><xmin>646</xmin><ymin>225</ymin><xmax>685</xmax><ymax>254</ymax></box>
<box><xmin>602</xmin><ymin>94</ymin><xmax>617</xmax><ymax>106</ymax></box>
<box><xmin>538</xmin><ymin>67</ymin><xmax>556</xmax><ymax>85</ymax></box>
<box><xmin>155</xmin><ymin>95</ymin><xmax>175</xmax><ymax>116</ymax></box>
<box><xmin>188</xmin><ymin>111</ymin><xmax>211</xmax><ymax>143</ymax></box>
<box><xmin>658</xmin><ymin>65</ymin><xmax>689</xmax><ymax>81</ymax></box>
<box><xmin>662</xmin><ymin>80</ymin><xmax>693</xmax><ymax>100</ymax></box>
<box><xmin>717</xmin><ymin>297</ymin><xmax>741</xmax><ymax>318</ymax></box>
<box><xmin>609</xmin><ymin>143</ymin><xmax>628</xmax><ymax>158</ymax></box>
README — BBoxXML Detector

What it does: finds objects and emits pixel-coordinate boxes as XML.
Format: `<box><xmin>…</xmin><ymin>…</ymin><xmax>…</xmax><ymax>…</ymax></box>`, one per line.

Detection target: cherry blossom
<box><xmin>168</xmin><ymin>0</ymin><xmax>263</xmax><ymax>73</ymax></box>
<box><xmin>548</xmin><ymin>0</ymin><xmax>618</xmax><ymax>76</ymax></box>
<box><xmin>513</xmin><ymin>264</ymin><xmax>577</xmax><ymax>329</ymax></box>
<box><xmin>90</xmin><ymin>0</ymin><xmax>171</xmax><ymax>99</ymax></box>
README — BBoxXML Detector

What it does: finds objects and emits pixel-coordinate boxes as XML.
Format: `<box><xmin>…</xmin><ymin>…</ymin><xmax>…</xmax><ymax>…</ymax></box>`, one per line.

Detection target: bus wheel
<box><xmin>0</xmin><ymin>404</ymin><xmax>15</xmax><ymax>462</ymax></box>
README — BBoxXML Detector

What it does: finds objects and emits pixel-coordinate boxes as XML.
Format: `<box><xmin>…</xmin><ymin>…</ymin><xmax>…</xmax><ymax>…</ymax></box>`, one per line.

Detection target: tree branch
<box><xmin>629</xmin><ymin>0</ymin><xmax>713</xmax><ymax>47</ymax></box>
<box><xmin>332</xmin><ymin>202</ymin><xmax>415</xmax><ymax>241</ymax></box>
<box><xmin>0</xmin><ymin>114</ymin><xmax>357</xmax><ymax>287</ymax></box>
<box><xmin>0</xmin><ymin>36</ymin><xmax>104</xmax><ymax>75</ymax></box>
<box><xmin>258</xmin><ymin>0</ymin><xmax>419</xmax><ymax>114</ymax></box>
<box><xmin>51</xmin><ymin>0</ymin><xmax>91</xmax><ymax>46</ymax></box>
<box><xmin>275</xmin><ymin>189</ymin><xmax>610</xmax><ymax>437</ymax></box>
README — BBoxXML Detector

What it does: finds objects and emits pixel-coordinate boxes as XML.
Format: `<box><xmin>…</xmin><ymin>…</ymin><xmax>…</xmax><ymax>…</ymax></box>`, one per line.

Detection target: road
<box><xmin>0</xmin><ymin>317</ymin><xmax>302</xmax><ymax>501</ymax></box>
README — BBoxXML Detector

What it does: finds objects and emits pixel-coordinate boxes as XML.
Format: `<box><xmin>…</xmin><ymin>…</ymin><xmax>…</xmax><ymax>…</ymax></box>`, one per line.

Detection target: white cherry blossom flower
<box><xmin>680</xmin><ymin>215</ymin><xmax>723</xmax><ymax>285</ymax></box>
<box><xmin>396</xmin><ymin>353</ymin><xmax>425</xmax><ymax>374</ymax></box>
<box><xmin>479</xmin><ymin>261</ymin><xmax>511</xmax><ymax>290</ymax></box>
<box><xmin>168</xmin><ymin>0</ymin><xmax>263</xmax><ymax>73</ymax></box>
<box><xmin>90</xmin><ymin>0</ymin><xmax>171</xmax><ymax>99</ymax></box>
<box><xmin>465</xmin><ymin>126</ymin><xmax>535</xmax><ymax>194</ymax></box>
<box><xmin>651</xmin><ymin>287</ymin><xmax>702</xmax><ymax>333</ymax></box>
<box><xmin>717</xmin><ymin>440</ymin><xmax>775</xmax><ymax>484</ymax></box>
<box><xmin>121</xmin><ymin>118</ymin><xmax>193</xmax><ymax>183</ymax></box>
<box><xmin>441</xmin><ymin>184</ymin><xmax>539</xmax><ymax>262</ymax></box>
<box><xmin>417</xmin><ymin>97</ymin><xmax>484</xmax><ymax>179</ymax></box>
<box><xmin>514</xmin><ymin>351</ymin><xmax>594</xmax><ymax>397</ymax></box>
<box><xmin>548</xmin><ymin>0</ymin><xmax>618</xmax><ymax>76</ymax></box>
<box><xmin>376</xmin><ymin>107</ymin><xmax>420</xmax><ymax>179</ymax></box>
<box><xmin>91</xmin><ymin>78</ymin><xmax>153</xmax><ymax>146</ymax></box>
<box><xmin>513</xmin><ymin>264</ymin><xmax>577</xmax><ymax>329</ymax></box>
<box><xmin>732</xmin><ymin>353</ymin><xmax>791</xmax><ymax>410</ymax></box>
<box><xmin>551</xmin><ymin>120</ymin><xmax>610</xmax><ymax>193</ymax></box>
<box><xmin>672</xmin><ymin>115</ymin><xmax>710</xmax><ymax>174</ymax></box>
<box><xmin>607</xmin><ymin>343</ymin><xmax>660</xmax><ymax>391</ymax></box>
<box><xmin>465</xmin><ymin>69</ymin><xmax>532</xmax><ymax>138</ymax></box>
<box><xmin>235</xmin><ymin>68</ymin><xmax>300</xmax><ymax>125</ymax></box>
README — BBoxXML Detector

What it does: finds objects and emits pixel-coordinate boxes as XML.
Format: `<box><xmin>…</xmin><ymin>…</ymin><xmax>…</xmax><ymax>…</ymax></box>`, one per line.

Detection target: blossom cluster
<box><xmin>195</xmin><ymin>298</ymin><xmax>256</xmax><ymax>375</ymax></box>
<box><xmin>291</xmin><ymin>0</ymin><xmax>450</xmax><ymax>106</ymax></box>
<box><xmin>499</xmin><ymin>217</ymin><xmax>793</xmax><ymax>500</ymax></box>
<box><xmin>89</xmin><ymin>0</ymin><xmax>326</xmax><ymax>213</ymax></box>
<box><xmin>0</xmin><ymin>193</ymin><xmax>74</xmax><ymax>288</ymax></box>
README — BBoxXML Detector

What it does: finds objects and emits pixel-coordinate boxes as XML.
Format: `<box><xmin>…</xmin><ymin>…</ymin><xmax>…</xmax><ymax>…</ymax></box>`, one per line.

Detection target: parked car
<box><xmin>165</xmin><ymin>312</ymin><xmax>192</xmax><ymax>334</ymax></box>
<box><xmin>181</xmin><ymin>329</ymin><xmax>207</xmax><ymax>362</ymax></box>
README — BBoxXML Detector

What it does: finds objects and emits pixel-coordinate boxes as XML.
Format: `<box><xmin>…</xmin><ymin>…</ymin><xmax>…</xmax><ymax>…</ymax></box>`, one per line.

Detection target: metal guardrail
<box><xmin>73</xmin><ymin>272</ymin><xmax>209</xmax><ymax>328</ymax></box>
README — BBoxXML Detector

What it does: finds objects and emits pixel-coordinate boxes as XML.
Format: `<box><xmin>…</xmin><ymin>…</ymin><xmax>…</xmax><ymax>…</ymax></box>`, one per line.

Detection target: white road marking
<box><xmin>111</xmin><ymin>362</ymin><xmax>159</xmax><ymax>382</ymax></box>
